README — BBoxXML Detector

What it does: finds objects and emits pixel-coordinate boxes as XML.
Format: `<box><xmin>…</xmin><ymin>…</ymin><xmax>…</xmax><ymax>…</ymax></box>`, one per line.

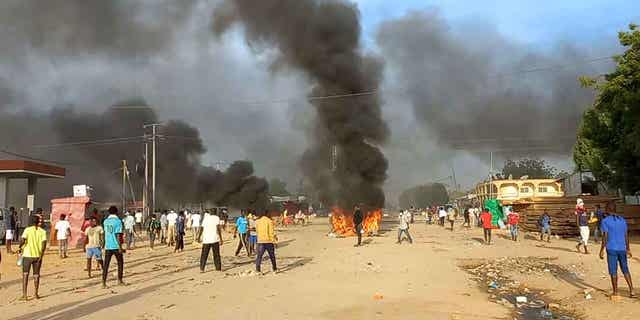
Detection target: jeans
<box><xmin>125</xmin><ymin>229</ymin><xmax>135</xmax><ymax>248</ymax></box>
<box><xmin>58</xmin><ymin>238</ymin><xmax>68</xmax><ymax>257</ymax></box>
<box><xmin>510</xmin><ymin>224</ymin><xmax>518</xmax><ymax>237</ymax></box>
<box><xmin>256</xmin><ymin>243</ymin><xmax>277</xmax><ymax>272</ymax></box>
<box><xmin>200</xmin><ymin>242</ymin><xmax>221</xmax><ymax>271</ymax></box>
<box><xmin>175</xmin><ymin>232</ymin><xmax>184</xmax><ymax>251</ymax></box>
<box><xmin>102</xmin><ymin>249</ymin><xmax>124</xmax><ymax>284</ymax></box>
<box><xmin>397</xmin><ymin>228</ymin><xmax>413</xmax><ymax>243</ymax></box>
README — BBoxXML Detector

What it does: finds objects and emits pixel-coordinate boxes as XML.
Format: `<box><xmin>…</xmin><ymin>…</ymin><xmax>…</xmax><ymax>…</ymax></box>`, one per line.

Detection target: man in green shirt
<box><xmin>148</xmin><ymin>214</ymin><xmax>162</xmax><ymax>250</ymax></box>
<box><xmin>18</xmin><ymin>215</ymin><xmax>47</xmax><ymax>300</ymax></box>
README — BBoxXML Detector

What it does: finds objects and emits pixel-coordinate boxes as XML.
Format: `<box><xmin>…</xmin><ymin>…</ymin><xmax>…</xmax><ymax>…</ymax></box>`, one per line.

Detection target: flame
<box><xmin>330</xmin><ymin>207</ymin><xmax>382</xmax><ymax>236</ymax></box>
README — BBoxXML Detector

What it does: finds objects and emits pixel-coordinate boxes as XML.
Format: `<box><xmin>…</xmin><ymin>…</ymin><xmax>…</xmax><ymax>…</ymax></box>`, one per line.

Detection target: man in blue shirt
<box><xmin>600</xmin><ymin>202</ymin><xmax>634</xmax><ymax>298</ymax></box>
<box><xmin>102</xmin><ymin>206</ymin><xmax>126</xmax><ymax>288</ymax></box>
<box><xmin>538</xmin><ymin>210</ymin><xmax>552</xmax><ymax>243</ymax></box>
<box><xmin>234</xmin><ymin>210</ymin><xmax>249</xmax><ymax>257</ymax></box>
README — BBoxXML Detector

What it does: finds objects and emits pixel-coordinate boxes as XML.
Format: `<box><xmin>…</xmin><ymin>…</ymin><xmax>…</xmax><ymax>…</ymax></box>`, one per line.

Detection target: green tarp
<box><xmin>484</xmin><ymin>199</ymin><xmax>504</xmax><ymax>227</ymax></box>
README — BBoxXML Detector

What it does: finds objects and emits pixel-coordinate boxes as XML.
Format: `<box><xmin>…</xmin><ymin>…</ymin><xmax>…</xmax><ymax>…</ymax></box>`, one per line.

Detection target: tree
<box><xmin>268</xmin><ymin>178</ymin><xmax>290</xmax><ymax>196</ymax></box>
<box><xmin>501</xmin><ymin>158</ymin><xmax>560</xmax><ymax>179</ymax></box>
<box><xmin>398</xmin><ymin>183</ymin><xmax>449</xmax><ymax>209</ymax></box>
<box><xmin>574</xmin><ymin>24</ymin><xmax>640</xmax><ymax>194</ymax></box>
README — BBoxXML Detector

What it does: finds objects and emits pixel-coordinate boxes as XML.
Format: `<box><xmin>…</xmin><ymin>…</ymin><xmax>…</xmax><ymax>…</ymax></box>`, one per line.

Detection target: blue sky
<box><xmin>354</xmin><ymin>0</ymin><xmax>639</xmax><ymax>47</ymax></box>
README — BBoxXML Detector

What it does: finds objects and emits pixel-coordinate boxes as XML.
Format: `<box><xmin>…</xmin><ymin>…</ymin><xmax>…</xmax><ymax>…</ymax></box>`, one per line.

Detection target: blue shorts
<box><xmin>86</xmin><ymin>247</ymin><xmax>103</xmax><ymax>260</ymax></box>
<box><xmin>249</xmin><ymin>235</ymin><xmax>257</xmax><ymax>244</ymax></box>
<box><xmin>607</xmin><ymin>250</ymin><xmax>629</xmax><ymax>276</ymax></box>
<box><xmin>510</xmin><ymin>224</ymin><xmax>518</xmax><ymax>236</ymax></box>
<box><xmin>541</xmin><ymin>225</ymin><xmax>551</xmax><ymax>234</ymax></box>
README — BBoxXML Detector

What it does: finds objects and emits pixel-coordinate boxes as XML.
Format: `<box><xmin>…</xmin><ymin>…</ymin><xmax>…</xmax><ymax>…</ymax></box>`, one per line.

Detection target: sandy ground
<box><xmin>0</xmin><ymin>217</ymin><xmax>639</xmax><ymax>320</ymax></box>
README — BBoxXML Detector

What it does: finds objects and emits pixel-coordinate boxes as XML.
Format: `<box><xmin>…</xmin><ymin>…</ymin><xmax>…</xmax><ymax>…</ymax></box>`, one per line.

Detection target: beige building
<box><xmin>474</xmin><ymin>178</ymin><xmax>564</xmax><ymax>205</ymax></box>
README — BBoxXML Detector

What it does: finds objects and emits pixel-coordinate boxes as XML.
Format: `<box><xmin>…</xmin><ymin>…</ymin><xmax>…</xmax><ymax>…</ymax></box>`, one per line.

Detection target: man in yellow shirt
<box><xmin>255</xmin><ymin>211</ymin><xmax>277</xmax><ymax>273</ymax></box>
<box><xmin>18</xmin><ymin>215</ymin><xmax>47</xmax><ymax>300</ymax></box>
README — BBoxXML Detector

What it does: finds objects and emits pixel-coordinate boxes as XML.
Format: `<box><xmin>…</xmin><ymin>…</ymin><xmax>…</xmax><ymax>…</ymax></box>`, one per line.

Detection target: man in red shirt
<box><xmin>480</xmin><ymin>209</ymin><xmax>493</xmax><ymax>245</ymax></box>
<box><xmin>507</xmin><ymin>210</ymin><xmax>520</xmax><ymax>242</ymax></box>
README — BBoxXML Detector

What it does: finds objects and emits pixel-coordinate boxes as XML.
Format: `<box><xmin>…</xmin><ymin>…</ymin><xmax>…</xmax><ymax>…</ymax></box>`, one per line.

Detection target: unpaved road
<box><xmin>1</xmin><ymin>217</ymin><xmax>638</xmax><ymax>319</ymax></box>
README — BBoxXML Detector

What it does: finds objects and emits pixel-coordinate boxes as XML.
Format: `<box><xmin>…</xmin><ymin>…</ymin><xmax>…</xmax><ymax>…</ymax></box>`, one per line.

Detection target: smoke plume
<box><xmin>213</xmin><ymin>0</ymin><xmax>389</xmax><ymax>208</ymax></box>
<box><xmin>376</xmin><ymin>10</ymin><xmax>615</xmax><ymax>155</ymax></box>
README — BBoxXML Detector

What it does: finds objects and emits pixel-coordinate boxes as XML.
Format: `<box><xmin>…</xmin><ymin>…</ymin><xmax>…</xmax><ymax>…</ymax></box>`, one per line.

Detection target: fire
<box><xmin>330</xmin><ymin>207</ymin><xmax>382</xmax><ymax>236</ymax></box>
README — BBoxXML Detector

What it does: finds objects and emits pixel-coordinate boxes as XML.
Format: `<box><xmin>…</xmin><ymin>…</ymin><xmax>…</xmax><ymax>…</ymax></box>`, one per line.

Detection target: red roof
<box><xmin>0</xmin><ymin>160</ymin><xmax>65</xmax><ymax>178</ymax></box>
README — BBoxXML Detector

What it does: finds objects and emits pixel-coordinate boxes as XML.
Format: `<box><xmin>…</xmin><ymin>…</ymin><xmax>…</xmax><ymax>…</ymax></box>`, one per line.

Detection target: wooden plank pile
<box><xmin>512</xmin><ymin>195</ymin><xmax>621</xmax><ymax>237</ymax></box>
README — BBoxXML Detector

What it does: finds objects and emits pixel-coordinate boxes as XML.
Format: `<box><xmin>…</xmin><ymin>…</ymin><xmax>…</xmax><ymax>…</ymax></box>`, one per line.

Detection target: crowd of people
<box><xmin>391</xmin><ymin>200</ymin><xmax>634</xmax><ymax>298</ymax></box>
<box><xmin>1</xmin><ymin>199</ymin><xmax>634</xmax><ymax>301</ymax></box>
<box><xmin>1</xmin><ymin>205</ymin><xmax>283</xmax><ymax>301</ymax></box>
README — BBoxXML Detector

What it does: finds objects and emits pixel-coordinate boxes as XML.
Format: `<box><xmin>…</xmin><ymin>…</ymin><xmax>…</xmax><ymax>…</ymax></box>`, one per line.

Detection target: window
<box><xmin>519</xmin><ymin>187</ymin><xmax>530</xmax><ymax>193</ymax></box>
<box><xmin>538</xmin><ymin>186</ymin><xmax>549</xmax><ymax>193</ymax></box>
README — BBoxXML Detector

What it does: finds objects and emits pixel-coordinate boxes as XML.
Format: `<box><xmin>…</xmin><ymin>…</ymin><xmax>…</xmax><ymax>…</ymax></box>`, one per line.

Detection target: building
<box><xmin>474</xmin><ymin>178</ymin><xmax>564</xmax><ymax>205</ymax></box>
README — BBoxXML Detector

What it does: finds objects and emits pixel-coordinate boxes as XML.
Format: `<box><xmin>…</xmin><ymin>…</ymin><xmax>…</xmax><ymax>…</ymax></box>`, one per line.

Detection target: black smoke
<box><xmin>376</xmin><ymin>10</ymin><xmax>616</xmax><ymax>155</ymax></box>
<box><xmin>213</xmin><ymin>0</ymin><xmax>389</xmax><ymax>208</ymax></box>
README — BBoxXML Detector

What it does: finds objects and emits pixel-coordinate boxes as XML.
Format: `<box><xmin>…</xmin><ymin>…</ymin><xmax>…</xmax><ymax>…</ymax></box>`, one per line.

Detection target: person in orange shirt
<box><xmin>480</xmin><ymin>209</ymin><xmax>493</xmax><ymax>245</ymax></box>
<box><xmin>255</xmin><ymin>210</ymin><xmax>278</xmax><ymax>273</ymax></box>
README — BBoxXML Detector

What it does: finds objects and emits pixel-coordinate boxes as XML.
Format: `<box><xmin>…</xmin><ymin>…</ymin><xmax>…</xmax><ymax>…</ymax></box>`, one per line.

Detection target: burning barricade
<box><xmin>329</xmin><ymin>207</ymin><xmax>382</xmax><ymax>237</ymax></box>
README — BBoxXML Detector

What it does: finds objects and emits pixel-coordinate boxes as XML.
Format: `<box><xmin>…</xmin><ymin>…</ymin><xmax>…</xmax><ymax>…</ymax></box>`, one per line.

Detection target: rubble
<box><xmin>460</xmin><ymin>257</ymin><xmax>582</xmax><ymax>320</ymax></box>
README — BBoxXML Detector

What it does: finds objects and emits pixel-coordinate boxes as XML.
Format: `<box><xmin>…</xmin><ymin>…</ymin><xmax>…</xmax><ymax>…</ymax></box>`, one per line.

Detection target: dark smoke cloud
<box><xmin>376</xmin><ymin>10</ymin><xmax>616</xmax><ymax>155</ymax></box>
<box><xmin>0</xmin><ymin>0</ymin><xmax>273</xmax><ymax>210</ymax></box>
<box><xmin>213</xmin><ymin>0</ymin><xmax>389</xmax><ymax>208</ymax></box>
<box><xmin>1</xmin><ymin>0</ymin><xmax>195</xmax><ymax>58</ymax></box>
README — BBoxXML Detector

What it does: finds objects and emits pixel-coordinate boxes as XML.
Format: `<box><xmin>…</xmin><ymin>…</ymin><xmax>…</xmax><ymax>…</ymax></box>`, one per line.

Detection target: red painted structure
<box><xmin>50</xmin><ymin>196</ymin><xmax>91</xmax><ymax>248</ymax></box>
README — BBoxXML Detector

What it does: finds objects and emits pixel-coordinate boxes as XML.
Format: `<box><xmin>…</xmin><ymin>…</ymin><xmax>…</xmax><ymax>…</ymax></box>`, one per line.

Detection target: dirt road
<box><xmin>0</xmin><ymin>218</ymin><xmax>638</xmax><ymax>319</ymax></box>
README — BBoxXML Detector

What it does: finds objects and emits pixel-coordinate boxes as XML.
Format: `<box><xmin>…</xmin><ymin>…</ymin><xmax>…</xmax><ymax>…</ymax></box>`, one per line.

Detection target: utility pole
<box><xmin>143</xmin><ymin>139</ymin><xmax>148</xmax><ymax>219</ymax></box>
<box><xmin>489</xmin><ymin>151</ymin><xmax>494</xmax><ymax>199</ymax></box>
<box><xmin>144</xmin><ymin>123</ymin><xmax>162</xmax><ymax>217</ymax></box>
<box><xmin>451</xmin><ymin>166</ymin><xmax>459</xmax><ymax>192</ymax></box>
<box><xmin>122</xmin><ymin>160</ymin><xmax>127</xmax><ymax>213</ymax></box>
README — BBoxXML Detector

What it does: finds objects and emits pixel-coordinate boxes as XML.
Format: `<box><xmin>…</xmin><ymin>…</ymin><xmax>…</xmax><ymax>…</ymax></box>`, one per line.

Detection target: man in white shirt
<box><xmin>191</xmin><ymin>211</ymin><xmax>202</xmax><ymax>243</ymax></box>
<box><xmin>166</xmin><ymin>210</ymin><xmax>178</xmax><ymax>247</ymax></box>
<box><xmin>134</xmin><ymin>211</ymin><xmax>143</xmax><ymax>233</ymax></box>
<box><xmin>55</xmin><ymin>214</ymin><xmax>71</xmax><ymax>258</ymax></box>
<box><xmin>123</xmin><ymin>212</ymin><xmax>136</xmax><ymax>250</ymax></box>
<box><xmin>200</xmin><ymin>211</ymin><xmax>223</xmax><ymax>272</ymax></box>
<box><xmin>438</xmin><ymin>207</ymin><xmax>447</xmax><ymax>226</ymax></box>
<box><xmin>397</xmin><ymin>210</ymin><xmax>413</xmax><ymax>244</ymax></box>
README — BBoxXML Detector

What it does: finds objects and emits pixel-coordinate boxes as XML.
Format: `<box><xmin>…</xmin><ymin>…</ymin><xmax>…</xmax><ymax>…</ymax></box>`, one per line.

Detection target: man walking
<box><xmin>191</xmin><ymin>211</ymin><xmax>202</xmax><ymax>243</ymax></box>
<box><xmin>166</xmin><ymin>210</ymin><xmax>178</xmax><ymax>247</ymax></box>
<box><xmin>539</xmin><ymin>210</ymin><xmax>552</xmax><ymax>243</ymax></box>
<box><xmin>600</xmin><ymin>203</ymin><xmax>634</xmax><ymax>298</ymax></box>
<box><xmin>507</xmin><ymin>210</ymin><xmax>520</xmax><ymax>242</ymax></box>
<box><xmin>174</xmin><ymin>211</ymin><xmax>186</xmax><ymax>253</ymax></box>
<box><xmin>160</xmin><ymin>211</ymin><xmax>168</xmax><ymax>244</ymax></box>
<box><xmin>438</xmin><ymin>206</ymin><xmax>447</xmax><ymax>226</ymax></box>
<box><xmin>123</xmin><ymin>212</ymin><xmax>136</xmax><ymax>250</ymax></box>
<box><xmin>234</xmin><ymin>211</ymin><xmax>249</xmax><ymax>257</ymax></box>
<box><xmin>463</xmin><ymin>207</ymin><xmax>471</xmax><ymax>228</ymax></box>
<box><xmin>256</xmin><ymin>210</ymin><xmax>277</xmax><ymax>273</ymax></box>
<box><xmin>397</xmin><ymin>210</ymin><xmax>413</xmax><ymax>244</ymax></box>
<box><xmin>480</xmin><ymin>208</ymin><xmax>493</xmax><ymax>245</ymax></box>
<box><xmin>102</xmin><ymin>206</ymin><xmax>126</xmax><ymax>288</ymax></box>
<box><xmin>447</xmin><ymin>207</ymin><xmax>457</xmax><ymax>231</ymax></box>
<box><xmin>576</xmin><ymin>199</ymin><xmax>590</xmax><ymax>254</ymax></box>
<box><xmin>84</xmin><ymin>217</ymin><xmax>104</xmax><ymax>279</ymax></box>
<box><xmin>353</xmin><ymin>205</ymin><xmax>363</xmax><ymax>247</ymax></box>
<box><xmin>248</xmin><ymin>212</ymin><xmax>257</xmax><ymax>256</ymax></box>
<box><xmin>5</xmin><ymin>206</ymin><xmax>17</xmax><ymax>254</ymax></box>
<box><xmin>18</xmin><ymin>215</ymin><xmax>47</xmax><ymax>300</ymax></box>
<box><xmin>593</xmin><ymin>204</ymin><xmax>605</xmax><ymax>242</ymax></box>
<box><xmin>148</xmin><ymin>214</ymin><xmax>161</xmax><ymax>250</ymax></box>
<box><xmin>200</xmin><ymin>211</ymin><xmax>223</xmax><ymax>272</ymax></box>
<box><xmin>54</xmin><ymin>214</ymin><xmax>71</xmax><ymax>258</ymax></box>
<box><xmin>134</xmin><ymin>211</ymin><xmax>143</xmax><ymax>233</ymax></box>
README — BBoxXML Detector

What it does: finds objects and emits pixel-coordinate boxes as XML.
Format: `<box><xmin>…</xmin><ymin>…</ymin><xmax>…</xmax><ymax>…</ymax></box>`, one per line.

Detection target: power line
<box><xmin>33</xmin><ymin>136</ymin><xmax>145</xmax><ymax>148</ymax></box>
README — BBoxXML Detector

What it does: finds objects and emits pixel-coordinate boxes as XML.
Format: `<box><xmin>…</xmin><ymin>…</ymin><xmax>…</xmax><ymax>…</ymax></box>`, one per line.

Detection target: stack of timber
<box><xmin>512</xmin><ymin>195</ymin><xmax>621</xmax><ymax>237</ymax></box>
